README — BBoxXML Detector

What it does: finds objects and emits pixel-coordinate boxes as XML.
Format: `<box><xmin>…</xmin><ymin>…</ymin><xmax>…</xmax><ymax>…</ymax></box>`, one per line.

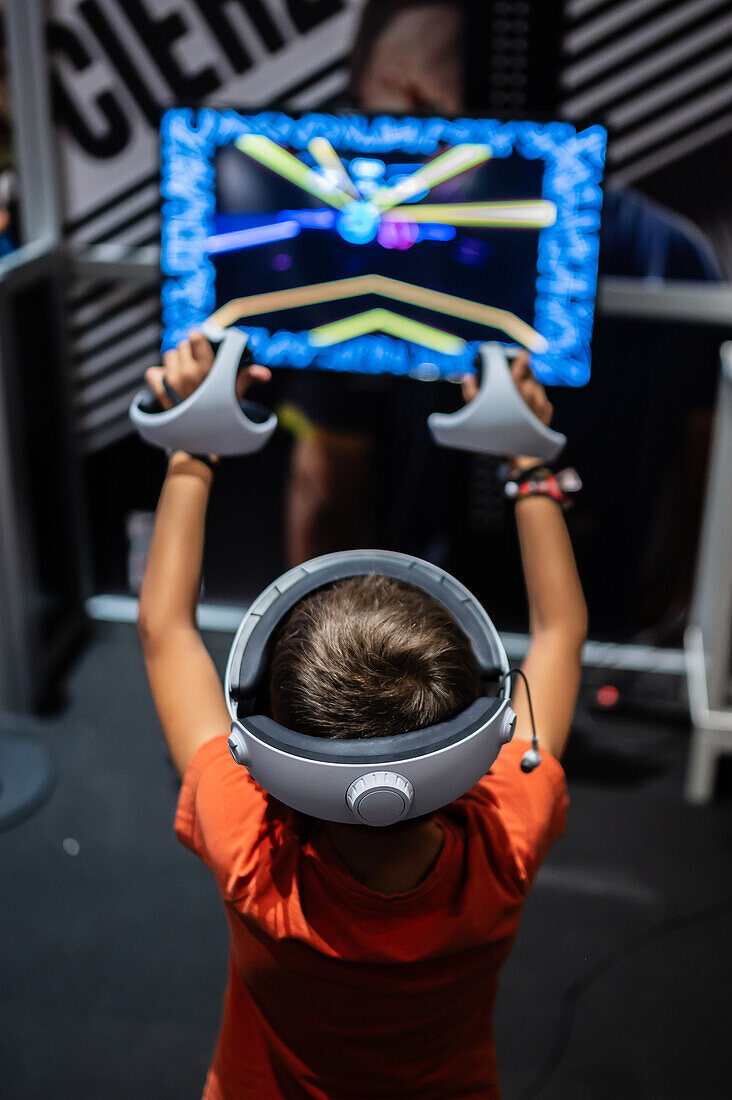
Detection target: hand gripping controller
<box><xmin>428</xmin><ymin>342</ymin><xmax>566</xmax><ymax>462</ymax></box>
<box><xmin>129</xmin><ymin>329</ymin><xmax>277</xmax><ymax>456</ymax></box>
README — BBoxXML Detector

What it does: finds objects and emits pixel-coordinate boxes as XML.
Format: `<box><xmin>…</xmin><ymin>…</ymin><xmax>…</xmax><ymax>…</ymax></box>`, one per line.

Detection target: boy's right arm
<box><xmin>513</xmin><ymin>489</ymin><xmax>587</xmax><ymax>762</ymax></box>
<box><xmin>467</xmin><ymin>354</ymin><xmax>587</xmax><ymax>761</ymax></box>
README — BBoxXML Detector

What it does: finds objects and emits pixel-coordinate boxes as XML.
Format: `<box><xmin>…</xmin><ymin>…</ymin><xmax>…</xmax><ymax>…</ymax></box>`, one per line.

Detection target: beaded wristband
<box><xmin>504</xmin><ymin>467</ymin><xmax>582</xmax><ymax>508</ymax></box>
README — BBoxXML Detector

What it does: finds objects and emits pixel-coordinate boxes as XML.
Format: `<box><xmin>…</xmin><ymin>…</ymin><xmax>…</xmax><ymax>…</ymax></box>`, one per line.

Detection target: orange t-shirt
<box><xmin>175</xmin><ymin>736</ymin><xmax>568</xmax><ymax>1100</ymax></box>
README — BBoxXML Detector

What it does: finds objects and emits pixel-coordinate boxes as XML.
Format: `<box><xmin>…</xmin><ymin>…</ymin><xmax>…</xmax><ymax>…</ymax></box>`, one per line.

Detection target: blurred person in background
<box><xmin>281</xmin><ymin>0</ymin><xmax>721</xmax><ymax>643</ymax></box>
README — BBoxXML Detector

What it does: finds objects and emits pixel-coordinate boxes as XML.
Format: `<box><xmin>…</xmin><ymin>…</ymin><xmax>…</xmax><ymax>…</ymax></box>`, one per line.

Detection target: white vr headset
<box><xmin>225</xmin><ymin>550</ymin><xmax>518</xmax><ymax>827</ymax></box>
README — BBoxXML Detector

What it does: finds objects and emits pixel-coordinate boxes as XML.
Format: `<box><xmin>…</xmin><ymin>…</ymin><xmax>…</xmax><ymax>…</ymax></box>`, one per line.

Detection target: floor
<box><xmin>1</xmin><ymin>623</ymin><xmax>730</xmax><ymax>1099</ymax></box>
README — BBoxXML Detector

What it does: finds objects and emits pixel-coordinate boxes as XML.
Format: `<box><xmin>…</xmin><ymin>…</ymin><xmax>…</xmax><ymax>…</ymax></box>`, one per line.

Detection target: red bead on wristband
<box><xmin>504</xmin><ymin>468</ymin><xmax>582</xmax><ymax>508</ymax></box>
<box><xmin>507</xmin><ymin>475</ymin><xmax>564</xmax><ymax>504</ymax></box>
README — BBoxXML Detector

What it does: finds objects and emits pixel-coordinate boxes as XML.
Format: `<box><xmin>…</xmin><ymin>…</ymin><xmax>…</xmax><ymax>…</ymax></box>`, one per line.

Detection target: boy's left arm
<box><xmin>137</xmin><ymin>333</ymin><xmax>270</xmax><ymax>777</ymax></box>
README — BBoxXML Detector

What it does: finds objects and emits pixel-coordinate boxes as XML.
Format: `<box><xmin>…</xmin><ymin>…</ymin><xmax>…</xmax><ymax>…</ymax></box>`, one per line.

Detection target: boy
<box><xmin>138</xmin><ymin>333</ymin><xmax>586</xmax><ymax>1098</ymax></box>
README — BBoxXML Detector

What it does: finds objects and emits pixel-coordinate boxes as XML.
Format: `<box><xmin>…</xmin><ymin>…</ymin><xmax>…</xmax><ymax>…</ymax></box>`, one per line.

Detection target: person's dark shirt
<box><xmin>600</xmin><ymin>185</ymin><xmax>722</xmax><ymax>281</ymax></box>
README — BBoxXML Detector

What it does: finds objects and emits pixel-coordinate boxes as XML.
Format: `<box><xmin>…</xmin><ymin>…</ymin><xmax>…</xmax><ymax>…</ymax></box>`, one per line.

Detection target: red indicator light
<box><xmin>596</xmin><ymin>685</ymin><xmax>619</xmax><ymax>707</ymax></box>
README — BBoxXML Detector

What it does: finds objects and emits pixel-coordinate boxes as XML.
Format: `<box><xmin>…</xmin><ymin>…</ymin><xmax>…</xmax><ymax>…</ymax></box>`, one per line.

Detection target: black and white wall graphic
<box><xmin>561</xmin><ymin>0</ymin><xmax>732</xmax><ymax>272</ymax></box>
<box><xmin>48</xmin><ymin>0</ymin><xmax>363</xmax><ymax>453</ymax></box>
<box><xmin>46</xmin><ymin>0</ymin><xmax>732</xmax><ymax>453</ymax></box>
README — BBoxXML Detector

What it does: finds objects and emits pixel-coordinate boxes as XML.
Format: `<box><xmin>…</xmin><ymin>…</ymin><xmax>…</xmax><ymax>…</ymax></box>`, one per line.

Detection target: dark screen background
<box><xmin>213</xmin><ymin>141</ymin><xmax>544</xmax><ymax>361</ymax></box>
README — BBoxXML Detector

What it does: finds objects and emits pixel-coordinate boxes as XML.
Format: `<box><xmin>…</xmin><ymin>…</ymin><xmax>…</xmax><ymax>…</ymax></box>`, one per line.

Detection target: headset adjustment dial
<box><xmin>228</xmin><ymin>726</ymin><xmax>250</xmax><ymax>767</ymax></box>
<box><xmin>346</xmin><ymin>771</ymin><xmax>414</xmax><ymax>826</ymax></box>
<box><xmin>500</xmin><ymin>706</ymin><xmax>517</xmax><ymax>743</ymax></box>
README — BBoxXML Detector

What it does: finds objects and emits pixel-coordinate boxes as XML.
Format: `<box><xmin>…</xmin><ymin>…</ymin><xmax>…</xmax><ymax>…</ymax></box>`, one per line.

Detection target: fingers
<box><xmin>509</xmin><ymin>349</ymin><xmax>554</xmax><ymax>426</ymax></box>
<box><xmin>153</xmin><ymin>332</ymin><xmax>271</xmax><ymax>409</ymax></box>
<box><xmin>175</xmin><ymin>338</ymin><xmax>200</xmax><ymax>393</ymax></box>
<box><xmin>161</xmin><ymin>345</ymin><xmax>192</xmax><ymax>399</ymax></box>
<box><xmin>461</xmin><ymin>373</ymin><xmax>479</xmax><ymax>404</ymax></box>
<box><xmin>158</xmin><ymin>332</ymin><xmax>216</xmax><ymax>402</ymax></box>
<box><xmin>189</xmin><ymin>330</ymin><xmax>215</xmax><ymax>372</ymax></box>
<box><xmin>522</xmin><ymin>379</ymin><xmax>553</xmax><ymax>427</ymax></box>
<box><xmin>144</xmin><ymin>366</ymin><xmax>173</xmax><ymax>410</ymax></box>
<box><xmin>534</xmin><ymin>389</ymin><xmax>554</xmax><ymax>426</ymax></box>
<box><xmin>162</xmin><ymin>347</ymin><xmax>178</xmax><ymax>374</ymax></box>
<box><xmin>510</xmin><ymin>349</ymin><xmax>532</xmax><ymax>382</ymax></box>
<box><xmin>236</xmin><ymin>364</ymin><xmax>272</xmax><ymax>401</ymax></box>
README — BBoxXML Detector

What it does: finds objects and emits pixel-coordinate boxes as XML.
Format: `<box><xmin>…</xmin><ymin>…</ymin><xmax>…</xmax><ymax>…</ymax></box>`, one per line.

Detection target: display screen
<box><xmin>161</xmin><ymin>110</ymin><xmax>605</xmax><ymax>385</ymax></box>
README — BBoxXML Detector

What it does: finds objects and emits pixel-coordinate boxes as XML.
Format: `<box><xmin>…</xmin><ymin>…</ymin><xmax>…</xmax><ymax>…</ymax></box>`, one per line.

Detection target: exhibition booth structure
<box><xmin>0</xmin><ymin>0</ymin><xmax>730</xmax><ymax>808</ymax></box>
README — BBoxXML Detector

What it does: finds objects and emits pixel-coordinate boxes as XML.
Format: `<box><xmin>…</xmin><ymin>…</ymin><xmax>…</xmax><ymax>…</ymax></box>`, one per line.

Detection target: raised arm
<box><xmin>463</xmin><ymin>353</ymin><xmax>587</xmax><ymax>760</ymax></box>
<box><xmin>506</xmin><ymin>356</ymin><xmax>587</xmax><ymax>760</ymax></box>
<box><xmin>513</xmin><ymin>485</ymin><xmax>587</xmax><ymax>762</ymax></box>
<box><xmin>137</xmin><ymin>333</ymin><xmax>270</xmax><ymax>776</ymax></box>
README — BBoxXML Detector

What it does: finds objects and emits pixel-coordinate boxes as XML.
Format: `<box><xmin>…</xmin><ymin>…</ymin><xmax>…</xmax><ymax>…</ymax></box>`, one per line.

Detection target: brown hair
<box><xmin>269</xmin><ymin>574</ymin><xmax>481</xmax><ymax>740</ymax></box>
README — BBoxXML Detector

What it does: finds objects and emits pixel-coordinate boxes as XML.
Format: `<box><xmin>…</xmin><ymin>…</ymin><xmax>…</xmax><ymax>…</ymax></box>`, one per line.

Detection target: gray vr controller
<box><xmin>428</xmin><ymin>342</ymin><xmax>566</xmax><ymax>462</ymax></box>
<box><xmin>129</xmin><ymin>328</ymin><xmax>277</xmax><ymax>456</ymax></box>
<box><xmin>129</xmin><ymin>332</ymin><xmax>565</xmax><ymax>463</ymax></box>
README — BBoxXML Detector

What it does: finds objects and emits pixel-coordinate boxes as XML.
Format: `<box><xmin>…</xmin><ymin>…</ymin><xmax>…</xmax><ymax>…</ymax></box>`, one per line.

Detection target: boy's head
<box><xmin>269</xmin><ymin>574</ymin><xmax>481</xmax><ymax>740</ymax></box>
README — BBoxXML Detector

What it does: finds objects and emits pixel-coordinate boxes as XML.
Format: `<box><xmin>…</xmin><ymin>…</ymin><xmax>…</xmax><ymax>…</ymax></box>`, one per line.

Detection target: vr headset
<box><xmin>225</xmin><ymin>549</ymin><xmax>520</xmax><ymax>827</ymax></box>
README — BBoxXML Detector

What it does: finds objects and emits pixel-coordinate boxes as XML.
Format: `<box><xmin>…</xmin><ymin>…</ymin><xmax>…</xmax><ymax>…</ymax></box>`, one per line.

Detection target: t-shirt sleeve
<box><xmin>175</xmin><ymin>735</ymin><xmax>270</xmax><ymax>900</ymax></box>
<box><xmin>480</xmin><ymin>738</ymin><xmax>568</xmax><ymax>892</ymax></box>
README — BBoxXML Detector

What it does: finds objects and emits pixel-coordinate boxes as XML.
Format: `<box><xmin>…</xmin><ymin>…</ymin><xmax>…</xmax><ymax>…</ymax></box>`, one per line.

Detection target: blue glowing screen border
<box><xmin>161</xmin><ymin>109</ymin><xmax>606</xmax><ymax>386</ymax></box>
